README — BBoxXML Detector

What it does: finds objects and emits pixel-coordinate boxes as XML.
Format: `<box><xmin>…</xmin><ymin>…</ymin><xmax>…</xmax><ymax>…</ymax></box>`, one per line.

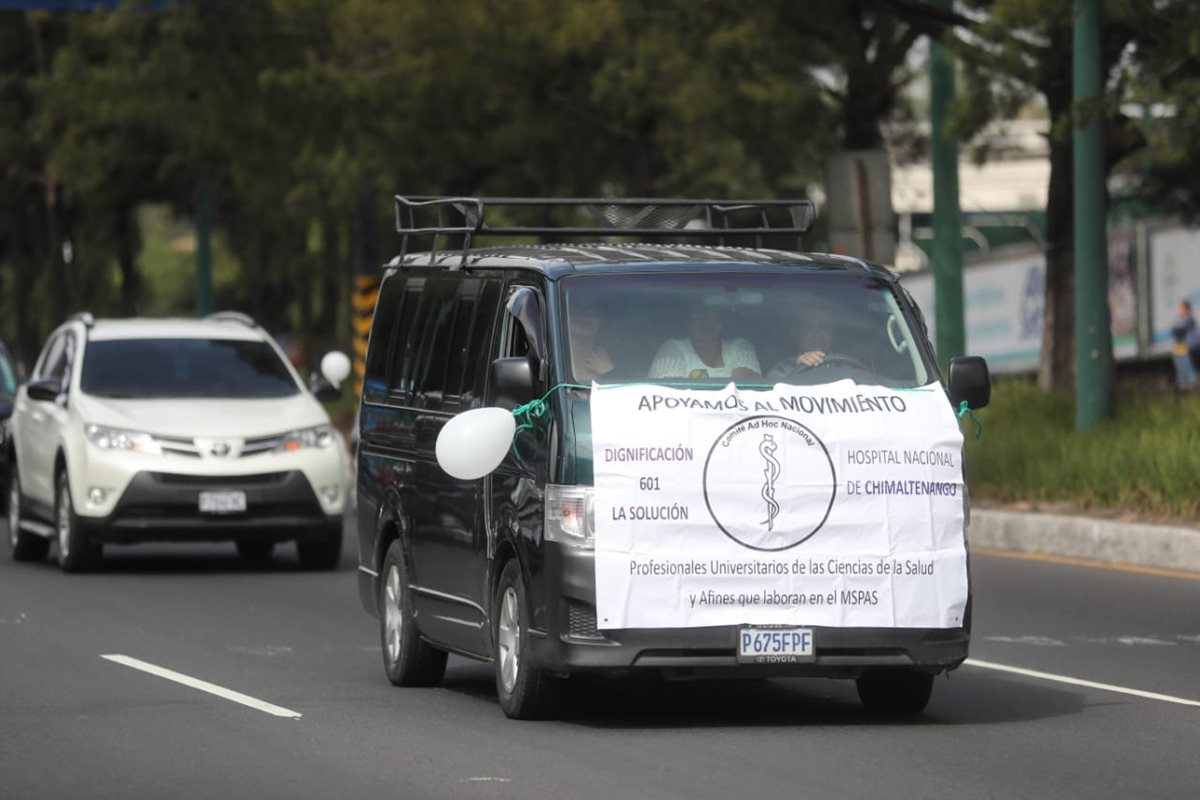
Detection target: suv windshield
<box><xmin>561</xmin><ymin>271</ymin><xmax>931</xmax><ymax>388</ymax></box>
<box><xmin>80</xmin><ymin>338</ymin><xmax>300</xmax><ymax>399</ymax></box>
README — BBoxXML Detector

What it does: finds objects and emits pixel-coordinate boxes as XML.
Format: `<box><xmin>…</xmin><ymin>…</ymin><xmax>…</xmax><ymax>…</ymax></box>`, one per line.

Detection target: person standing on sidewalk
<box><xmin>1170</xmin><ymin>299</ymin><xmax>1197</xmax><ymax>391</ymax></box>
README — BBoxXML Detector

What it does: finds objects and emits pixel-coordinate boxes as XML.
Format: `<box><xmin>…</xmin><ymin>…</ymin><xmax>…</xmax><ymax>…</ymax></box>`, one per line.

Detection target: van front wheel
<box><xmin>494</xmin><ymin>559</ymin><xmax>561</xmax><ymax>719</ymax></box>
<box><xmin>855</xmin><ymin>668</ymin><xmax>935</xmax><ymax>717</ymax></box>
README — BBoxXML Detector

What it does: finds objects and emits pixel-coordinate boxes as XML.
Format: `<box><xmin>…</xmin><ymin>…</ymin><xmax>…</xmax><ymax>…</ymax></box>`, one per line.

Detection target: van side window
<box><xmin>387</xmin><ymin>278</ymin><xmax>426</xmax><ymax>404</ymax></box>
<box><xmin>412</xmin><ymin>278</ymin><xmax>458</xmax><ymax>409</ymax></box>
<box><xmin>443</xmin><ymin>279</ymin><xmax>502</xmax><ymax>411</ymax></box>
<box><xmin>501</xmin><ymin>287</ymin><xmax>539</xmax><ymax>360</ymax></box>
<box><xmin>363</xmin><ymin>275</ymin><xmax>405</xmax><ymax>405</ymax></box>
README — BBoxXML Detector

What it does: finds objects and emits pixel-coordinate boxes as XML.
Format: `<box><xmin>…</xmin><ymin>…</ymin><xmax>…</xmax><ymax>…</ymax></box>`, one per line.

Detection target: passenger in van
<box><xmin>568</xmin><ymin>298</ymin><xmax>615</xmax><ymax>382</ymax></box>
<box><xmin>648</xmin><ymin>298</ymin><xmax>761</xmax><ymax>380</ymax></box>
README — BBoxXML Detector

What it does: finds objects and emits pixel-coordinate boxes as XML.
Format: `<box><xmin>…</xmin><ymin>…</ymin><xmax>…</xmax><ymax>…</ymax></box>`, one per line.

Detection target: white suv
<box><xmin>6</xmin><ymin>312</ymin><xmax>350</xmax><ymax>572</ymax></box>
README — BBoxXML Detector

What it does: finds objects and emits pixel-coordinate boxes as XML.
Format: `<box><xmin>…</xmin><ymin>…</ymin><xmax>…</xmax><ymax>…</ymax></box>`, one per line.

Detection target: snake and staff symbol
<box><xmin>760</xmin><ymin>433</ymin><xmax>781</xmax><ymax>531</ymax></box>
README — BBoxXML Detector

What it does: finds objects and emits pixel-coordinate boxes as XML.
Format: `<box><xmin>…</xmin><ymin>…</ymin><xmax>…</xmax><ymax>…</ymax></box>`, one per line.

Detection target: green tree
<box><xmin>948</xmin><ymin>0</ymin><xmax>1146</xmax><ymax>390</ymax></box>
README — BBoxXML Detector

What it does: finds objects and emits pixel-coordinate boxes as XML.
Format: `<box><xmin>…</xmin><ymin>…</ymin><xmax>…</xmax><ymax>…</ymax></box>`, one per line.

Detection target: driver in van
<box><xmin>648</xmin><ymin>297</ymin><xmax>761</xmax><ymax>380</ymax></box>
<box><xmin>767</xmin><ymin>306</ymin><xmax>842</xmax><ymax>380</ymax></box>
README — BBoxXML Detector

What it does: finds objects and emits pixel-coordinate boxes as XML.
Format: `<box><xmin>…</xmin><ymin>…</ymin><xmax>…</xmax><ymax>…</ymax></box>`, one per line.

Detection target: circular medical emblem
<box><xmin>702</xmin><ymin>415</ymin><xmax>836</xmax><ymax>551</ymax></box>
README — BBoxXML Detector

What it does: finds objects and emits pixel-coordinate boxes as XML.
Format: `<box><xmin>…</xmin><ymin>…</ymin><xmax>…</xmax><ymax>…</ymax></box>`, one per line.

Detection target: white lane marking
<box><xmin>460</xmin><ymin>778</ymin><xmax>512</xmax><ymax>784</ymax></box>
<box><xmin>985</xmin><ymin>635</ymin><xmax>1066</xmax><ymax>647</ymax></box>
<box><xmin>101</xmin><ymin>654</ymin><xmax>302</xmax><ymax>719</ymax></box>
<box><xmin>227</xmin><ymin>645</ymin><xmax>294</xmax><ymax>657</ymax></box>
<box><xmin>966</xmin><ymin>659</ymin><xmax>1200</xmax><ymax>708</ymax></box>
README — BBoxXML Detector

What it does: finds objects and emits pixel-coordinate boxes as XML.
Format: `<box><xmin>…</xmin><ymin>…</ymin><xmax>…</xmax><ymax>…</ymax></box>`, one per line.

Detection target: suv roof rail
<box><xmin>68</xmin><ymin>311</ymin><xmax>95</xmax><ymax>328</ymax></box>
<box><xmin>203</xmin><ymin>311</ymin><xmax>258</xmax><ymax>328</ymax></box>
<box><xmin>393</xmin><ymin>195</ymin><xmax>817</xmax><ymax>268</ymax></box>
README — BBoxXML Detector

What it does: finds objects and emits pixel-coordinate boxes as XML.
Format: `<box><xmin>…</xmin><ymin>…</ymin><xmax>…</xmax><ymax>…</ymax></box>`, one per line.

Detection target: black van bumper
<box><xmin>530</xmin><ymin>543</ymin><xmax>969</xmax><ymax>678</ymax></box>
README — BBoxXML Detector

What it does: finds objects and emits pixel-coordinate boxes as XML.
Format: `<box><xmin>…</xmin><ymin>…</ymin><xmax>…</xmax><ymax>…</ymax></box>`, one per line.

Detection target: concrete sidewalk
<box><xmin>970</xmin><ymin>508</ymin><xmax>1200</xmax><ymax>574</ymax></box>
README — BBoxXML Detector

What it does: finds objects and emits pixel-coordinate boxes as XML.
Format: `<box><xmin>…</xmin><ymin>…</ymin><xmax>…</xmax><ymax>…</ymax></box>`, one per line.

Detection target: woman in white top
<box><xmin>648</xmin><ymin>302</ymin><xmax>761</xmax><ymax>379</ymax></box>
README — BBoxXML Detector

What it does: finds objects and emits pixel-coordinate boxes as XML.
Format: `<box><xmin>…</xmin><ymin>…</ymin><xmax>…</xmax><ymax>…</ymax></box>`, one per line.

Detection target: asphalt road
<box><xmin>1</xmin><ymin>523</ymin><xmax>1197</xmax><ymax>800</ymax></box>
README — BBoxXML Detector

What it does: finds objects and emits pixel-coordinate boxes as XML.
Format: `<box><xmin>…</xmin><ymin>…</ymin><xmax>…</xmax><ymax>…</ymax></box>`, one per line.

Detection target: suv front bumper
<box><xmin>77</xmin><ymin>470</ymin><xmax>341</xmax><ymax>544</ymax></box>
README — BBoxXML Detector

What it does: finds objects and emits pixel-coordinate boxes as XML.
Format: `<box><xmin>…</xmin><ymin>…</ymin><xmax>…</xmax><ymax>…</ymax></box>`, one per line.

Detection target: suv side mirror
<box><xmin>309</xmin><ymin>373</ymin><xmax>341</xmax><ymax>403</ymax></box>
<box><xmin>27</xmin><ymin>378</ymin><xmax>64</xmax><ymax>403</ymax></box>
<box><xmin>947</xmin><ymin>356</ymin><xmax>991</xmax><ymax>410</ymax></box>
<box><xmin>488</xmin><ymin>357</ymin><xmax>535</xmax><ymax>410</ymax></box>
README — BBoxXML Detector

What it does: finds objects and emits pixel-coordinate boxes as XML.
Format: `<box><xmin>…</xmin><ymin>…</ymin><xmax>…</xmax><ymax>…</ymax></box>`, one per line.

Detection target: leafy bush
<box><xmin>964</xmin><ymin>379</ymin><xmax>1200</xmax><ymax>522</ymax></box>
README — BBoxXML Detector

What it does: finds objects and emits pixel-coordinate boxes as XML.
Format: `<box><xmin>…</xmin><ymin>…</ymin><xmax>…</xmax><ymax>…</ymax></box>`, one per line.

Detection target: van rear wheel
<box><xmin>494</xmin><ymin>559</ymin><xmax>561</xmax><ymax>719</ymax></box>
<box><xmin>855</xmin><ymin>668</ymin><xmax>935</xmax><ymax>717</ymax></box>
<box><xmin>380</xmin><ymin>540</ymin><xmax>447</xmax><ymax>686</ymax></box>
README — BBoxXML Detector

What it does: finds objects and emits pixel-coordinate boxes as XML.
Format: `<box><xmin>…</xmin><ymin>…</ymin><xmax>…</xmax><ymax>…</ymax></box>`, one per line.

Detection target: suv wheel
<box><xmin>8</xmin><ymin>462</ymin><xmax>49</xmax><ymax>562</ymax></box>
<box><xmin>494</xmin><ymin>559</ymin><xmax>561</xmax><ymax>719</ymax></box>
<box><xmin>855</xmin><ymin>668</ymin><xmax>935</xmax><ymax>717</ymax></box>
<box><xmin>380</xmin><ymin>539</ymin><xmax>447</xmax><ymax>686</ymax></box>
<box><xmin>296</xmin><ymin>525</ymin><xmax>342</xmax><ymax>570</ymax></box>
<box><xmin>56</xmin><ymin>472</ymin><xmax>102</xmax><ymax>573</ymax></box>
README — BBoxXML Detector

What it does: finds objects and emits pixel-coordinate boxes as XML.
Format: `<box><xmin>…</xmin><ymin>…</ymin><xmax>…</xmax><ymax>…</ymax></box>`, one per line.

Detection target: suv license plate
<box><xmin>198</xmin><ymin>491</ymin><xmax>247</xmax><ymax>514</ymax></box>
<box><xmin>737</xmin><ymin>627</ymin><xmax>814</xmax><ymax>664</ymax></box>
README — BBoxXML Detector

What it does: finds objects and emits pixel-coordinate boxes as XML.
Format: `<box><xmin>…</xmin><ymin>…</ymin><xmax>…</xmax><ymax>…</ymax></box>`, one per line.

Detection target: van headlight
<box><xmin>545</xmin><ymin>484</ymin><xmax>594</xmax><ymax>549</ymax></box>
<box><xmin>84</xmin><ymin>424</ymin><xmax>163</xmax><ymax>455</ymax></box>
<box><xmin>276</xmin><ymin>425</ymin><xmax>336</xmax><ymax>452</ymax></box>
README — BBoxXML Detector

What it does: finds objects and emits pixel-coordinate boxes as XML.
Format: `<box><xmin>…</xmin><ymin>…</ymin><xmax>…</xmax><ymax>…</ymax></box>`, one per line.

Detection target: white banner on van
<box><xmin>590</xmin><ymin>380</ymin><xmax>968</xmax><ymax>630</ymax></box>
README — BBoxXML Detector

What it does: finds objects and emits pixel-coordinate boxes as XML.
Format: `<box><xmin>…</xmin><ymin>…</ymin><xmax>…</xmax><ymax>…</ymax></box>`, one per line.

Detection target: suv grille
<box><xmin>148</xmin><ymin>472</ymin><xmax>290</xmax><ymax>486</ymax></box>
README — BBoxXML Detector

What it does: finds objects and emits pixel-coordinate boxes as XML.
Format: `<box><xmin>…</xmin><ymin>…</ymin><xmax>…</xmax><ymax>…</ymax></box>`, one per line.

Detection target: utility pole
<box><xmin>930</xmin><ymin>0</ymin><xmax>964</xmax><ymax>371</ymax></box>
<box><xmin>195</xmin><ymin>178</ymin><xmax>214</xmax><ymax>317</ymax></box>
<box><xmin>1073</xmin><ymin>0</ymin><xmax>1112</xmax><ymax>430</ymax></box>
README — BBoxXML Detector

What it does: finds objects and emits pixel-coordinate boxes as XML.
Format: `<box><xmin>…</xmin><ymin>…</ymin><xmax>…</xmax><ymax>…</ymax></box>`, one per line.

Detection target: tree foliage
<box><xmin>2</xmin><ymin>0</ymin><xmax>1197</xmax><ymax>382</ymax></box>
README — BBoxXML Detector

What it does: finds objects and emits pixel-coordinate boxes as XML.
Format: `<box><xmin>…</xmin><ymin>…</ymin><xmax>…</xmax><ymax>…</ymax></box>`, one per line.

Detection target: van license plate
<box><xmin>737</xmin><ymin>627</ymin><xmax>814</xmax><ymax>663</ymax></box>
<box><xmin>198</xmin><ymin>491</ymin><xmax>247</xmax><ymax>514</ymax></box>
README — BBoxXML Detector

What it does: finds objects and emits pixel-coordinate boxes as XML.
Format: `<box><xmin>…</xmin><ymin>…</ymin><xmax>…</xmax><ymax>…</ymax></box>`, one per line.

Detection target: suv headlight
<box><xmin>84</xmin><ymin>424</ymin><xmax>162</xmax><ymax>455</ymax></box>
<box><xmin>545</xmin><ymin>484</ymin><xmax>594</xmax><ymax>549</ymax></box>
<box><xmin>276</xmin><ymin>425</ymin><xmax>336</xmax><ymax>452</ymax></box>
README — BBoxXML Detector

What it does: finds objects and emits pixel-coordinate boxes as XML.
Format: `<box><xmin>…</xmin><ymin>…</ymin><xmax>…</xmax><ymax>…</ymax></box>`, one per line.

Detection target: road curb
<box><xmin>970</xmin><ymin>509</ymin><xmax>1200</xmax><ymax>574</ymax></box>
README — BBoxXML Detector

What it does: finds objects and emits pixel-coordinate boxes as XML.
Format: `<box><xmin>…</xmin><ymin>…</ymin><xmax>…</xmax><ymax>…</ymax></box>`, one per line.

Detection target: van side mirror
<box><xmin>27</xmin><ymin>378</ymin><xmax>63</xmax><ymax>403</ymax></box>
<box><xmin>947</xmin><ymin>356</ymin><xmax>991</xmax><ymax>410</ymax></box>
<box><xmin>488</xmin><ymin>357</ymin><xmax>535</xmax><ymax>410</ymax></box>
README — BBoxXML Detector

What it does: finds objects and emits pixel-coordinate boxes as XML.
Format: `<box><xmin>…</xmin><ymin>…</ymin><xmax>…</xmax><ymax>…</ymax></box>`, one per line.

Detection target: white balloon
<box><xmin>320</xmin><ymin>351</ymin><xmax>352</xmax><ymax>387</ymax></box>
<box><xmin>436</xmin><ymin>407</ymin><xmax>516</xmax><ymax>480</ymax></box>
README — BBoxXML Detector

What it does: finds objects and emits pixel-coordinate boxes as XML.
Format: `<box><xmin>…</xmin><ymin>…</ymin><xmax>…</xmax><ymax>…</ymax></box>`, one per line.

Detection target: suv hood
<box><xmin>75</xmin><ymin>393</ymin><xmax>330</xmax><ymax>439</ymax></box>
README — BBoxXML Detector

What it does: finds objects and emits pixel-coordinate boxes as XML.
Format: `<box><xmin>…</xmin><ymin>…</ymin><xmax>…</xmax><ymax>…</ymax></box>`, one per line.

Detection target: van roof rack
<box><xmin>393</xmin><ymin>195</ymin><xmax>816</xmax><ymax>268</ymax></box>
<box><xmin>203</xmin><ymin>311</ymin><xmax>258</xmax><ymax>328</ymax></box>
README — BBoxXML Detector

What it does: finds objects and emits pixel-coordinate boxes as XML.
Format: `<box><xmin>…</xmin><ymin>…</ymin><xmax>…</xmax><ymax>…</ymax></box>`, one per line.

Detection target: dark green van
<box><xmin>355</xmin><ymin>197</ymin><xmax>991</xmax><ymax>719</ymax></box>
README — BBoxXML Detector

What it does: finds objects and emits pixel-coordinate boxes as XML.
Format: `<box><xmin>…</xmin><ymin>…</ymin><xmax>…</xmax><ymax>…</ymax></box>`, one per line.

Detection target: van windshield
<box><xmin>80</xmin><ymin>338</ymin><xmax>301</xmax><ymax>399</ymax></box>
<box><xmin>560</xmin><ymin>272</ymin><xmax>931</xmax><ymax>388</ymax></box>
